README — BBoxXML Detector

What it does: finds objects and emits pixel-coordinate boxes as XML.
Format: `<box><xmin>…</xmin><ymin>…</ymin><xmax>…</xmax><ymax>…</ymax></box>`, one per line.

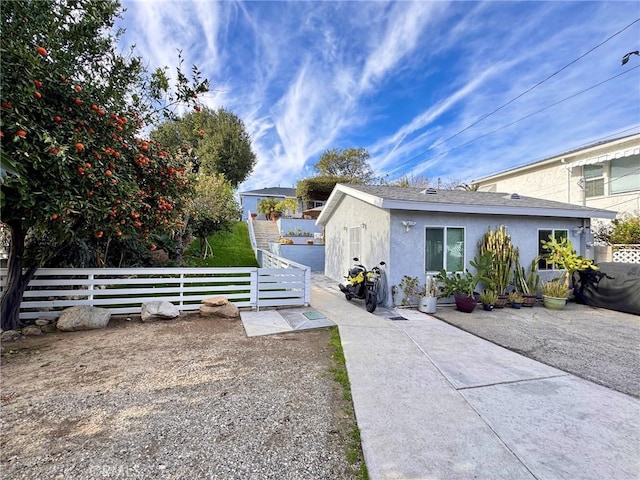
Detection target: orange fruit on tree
<box><xmin>75</xmin><ymin>142</ymin><xmax>84</xmax><ymax>151</ymax></box>
<box><xmin>74</xmin><ymin>85</ymin><xmax>82</xmax><ymax>92</ymax></box>
<box><xmin>54</xmin><ymin>115</ymin><xmax>62</xmax><ymax>122</ymax></box>
<box><xmin>16</xmin><ymin>130</ymin><xmax>27</xmax><ymax>138</ymax></box>
<box><xmin>36</xmin><ymin>46</ymin><xmax>47</xmax><ymax>56</ymax></box>
<box><xmin>34</xmin><ymin>80</ymin><xmax>43</xmax><ymax>88</ymax></box>
<box><xmin>74</xmin><ymin>98</ymin><xmax>82</xmax><ymax>106</ymax></box>
<box><xmin>105</xmin><ymin>170</ymin><xmax>112</xmax><ymax>176</ymax></box>
<box><xmin>34</xmin><ymin>91</ymin><xmax>42</xmax><ymax>99</ymax></box>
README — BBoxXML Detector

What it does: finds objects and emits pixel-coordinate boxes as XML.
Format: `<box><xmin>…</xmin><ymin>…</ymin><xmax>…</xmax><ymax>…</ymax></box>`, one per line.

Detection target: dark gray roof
<box><xmin>239</xmin><ymin>187</ymin><xmax>296</xmax><ymax>197</ymax></box>
<box><xmin>316</xmin><ymin>184</ymin><xmax>617</xmax><ymax>224</ymax></box>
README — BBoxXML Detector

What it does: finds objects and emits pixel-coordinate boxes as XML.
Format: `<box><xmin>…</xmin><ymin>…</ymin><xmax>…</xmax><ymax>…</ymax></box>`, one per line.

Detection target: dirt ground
<box><xmin>0</xmin><ymin>314</ymin><xmax>362</xmax><ymax>479</ymax></box>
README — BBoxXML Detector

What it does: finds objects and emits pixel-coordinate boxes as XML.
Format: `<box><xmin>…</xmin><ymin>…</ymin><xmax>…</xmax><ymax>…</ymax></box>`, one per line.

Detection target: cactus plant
<box><xmin>478</xmin><ymin>226</ymin><xmax>519</xmax><ymax>295</ymax></box>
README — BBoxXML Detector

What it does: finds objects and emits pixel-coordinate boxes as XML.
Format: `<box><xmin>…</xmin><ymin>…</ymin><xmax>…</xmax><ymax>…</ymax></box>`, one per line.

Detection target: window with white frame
<box><xmin>425</xmin><ymin>227</ymin><xmax>464</xmax><ymax>273</ymax></box>
<box><xmin>584</xmin><ymin>164</ymin><xmax>604</xmax><ymax>198</ymax></box>
<box><xmin>538</xmin><ymin>229</ymin><xmax>568</xmax><ymax>270</ymax></box>
<box><xmin>610</xmin><ymin>155</ymin><xmax>640</xmax><ymax>194</ymax></box>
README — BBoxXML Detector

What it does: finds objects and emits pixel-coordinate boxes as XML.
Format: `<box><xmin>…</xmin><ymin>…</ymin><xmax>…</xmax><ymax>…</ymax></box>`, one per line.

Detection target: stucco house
<box><xmin>316</xmin><ymin>184</ymin><xmax>616</xmax><ymax>306</ymax></box>
<box><xmin>238</xmin><ymin>187</ymin><xmax>299</xmax><ymax>220</ymax></box>
<box><xmin>472</xmin><ymin>133</ymin><xmax>640</xmax><ymax>227</ymax></box>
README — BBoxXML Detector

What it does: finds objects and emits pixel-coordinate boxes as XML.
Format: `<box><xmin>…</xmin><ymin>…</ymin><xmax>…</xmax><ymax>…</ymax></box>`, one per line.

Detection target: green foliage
<box><xmin>508</xmin><ymin>291</ymin><xmax>524</xmax><ymax>304</ymax></box>
<box><xmin>190</xmin><ymin>173</ymin><xmax>241</xmax><ymax>258</ymax></box>
<box><xmin>276</xmin><ymin>197</ymin><xmax>299</xmax><ymax>216</ymax></box>
<box><xmin>436</xmin><ymin>252</ymin><xmax>491</xmax><ymax>298</ymax></box>
<box><xmin>0</xmin><ymin>0</ymin><xmax>208</xmax><ymax>329</ymax></box>
<box><xmin>435</xmin><ymin>269</ymin><xmax>477</xmax><ymax>298</ymax></box>
<box><xmin>512</xmin><ymin>257</ymin><xmax>540</xmax><ymax>295</ymax></box>
<box><xmin>541</xmin><ymin>235</ymin><xmax>597</xmax><ymax>288</ymax></box>
<box><xmin>296</xmin><ymin>175</ymin><xmax>352</xmax><ymax>208</ymax></box>
<box><xmin>184</xmin><ymin>222</ymin><xmax>258</xmax><ymax>267</ymax></box>
<box><xmin>594</xmin><ymin>214</ymin><xmax>640</xmax><ymax>245</ymax></box>
<box><xmin>257</xmin><ymin>197</ymin><xmax>281</xmax><ymax>219</ymax></box>
<box><xmin>478</xmin><ymin>226</ymin><xmax>519</xmax><ymax>294</ymax></box>
<box><xmin>328</xmin><ymin>327</ymin><xmax>368</xmax><ymax>478</ymax></box>
<box><xmin>479</xmin><ymin>290</ymin><xmax>498</xmax><ymax>305</ymax></box>
<box><xmin>541</xmin><ymin>279</ymin><xmax>570</xmax><ymax>298</ymax></box>
<box><xmin>151</xmin><ymin>107</ymin><xmax>256</xmax><ymax>187</ymax></box>
<box><xmin>313</xmin><ymin>147</ymin><xmax>375</xmax><ymax>183</ymax></box>
<box><xmin>399</xmin><ymin>275</ymin><xmax>422</xmax><ymax>306</ymax></box>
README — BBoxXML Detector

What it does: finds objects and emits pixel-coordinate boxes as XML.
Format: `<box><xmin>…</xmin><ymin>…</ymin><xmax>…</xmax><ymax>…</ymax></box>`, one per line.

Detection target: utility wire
<box><xmin>389</xmin><ymin>17</ymin><xmax>640</xmax><ymax>175</ymax></box>
<box><xmin>428</xmin><ymin>17</ymin><xmax>640</xmax><ymax>151</ymax></box>
<box><xmin>392</xmin><ymin>66</ymin><xmax>639</xmax><ymax>176</ymax></box>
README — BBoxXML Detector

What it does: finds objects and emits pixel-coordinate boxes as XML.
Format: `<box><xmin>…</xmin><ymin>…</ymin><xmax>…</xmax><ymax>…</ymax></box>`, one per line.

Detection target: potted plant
<box><xmin>512</xmin><ymin>257</ymin><xmax>540</xmax><ymax>307</ymax></box>
<box><xmin>478</xmin><ymin>226</ymin><xmax>520</xmax><ymax>308</ymax></box>
<box><xmin>435</xmin><ymin>268</ymin><xmax>478</xmax><ymax>313</ymax></box>
<box><xmin>508</xmin><ymin>291</ymin><xmax>524</xmax><ymax>309</ymax></box>
<box><xmin>541</xmin><ymin>279</ymin><xmax>570</xmax><ymax>309</ymax></box>
<box><xmin>479</xmin><ymin>290</ymin><xmax>497</xmax><ymax>311</ymax></box>
<box><xmin>257</xmin><ymin>197</ymin><xmax>281</xmax><ymax>220</ymax></box>
<box><xmin>541</xmin><ymin>235</ymin><xmax>598</xmax><ymax>293</ymax></box>
<box><xmin>418</xmin><ymin>274</ymin><xmax>438</xmax><ymax>314</ymax></box>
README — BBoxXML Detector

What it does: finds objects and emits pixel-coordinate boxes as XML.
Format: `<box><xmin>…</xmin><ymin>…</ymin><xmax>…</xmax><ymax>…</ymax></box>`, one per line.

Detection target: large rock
<box><xmin>1</xmin><ymin>330</ymin><xmax>21</xmax><ymax>342</ymax></box>
<box><xmin>199</xmin><ymin>302</ymin><xmax>239</xmax><ymax>319</ymax></box>
<box><xmin>202</xmin><ymin>296</ymin><xmax>229</xmax><ymax>306</ymax></box>
<box><xmin>141</xmin><ymin>301</ymin><xmax>180</xmax><ymax>322</ymax></box>
<box><xmin>22</xmin><ymin>325</ymin><xmax>42</xmax><ymax>336</ymax></box>
<box><xmin>57</xmin><ymin>306</ymin><xmax>111</xmax><ymax>331</ymax></box>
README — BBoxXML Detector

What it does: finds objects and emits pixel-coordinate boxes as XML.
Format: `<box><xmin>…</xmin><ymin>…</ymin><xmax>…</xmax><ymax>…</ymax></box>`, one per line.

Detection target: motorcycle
<box><xmin>339</xmin><ymin>258</ymin><xmax>386</xmax><ymax>313</ymax></box>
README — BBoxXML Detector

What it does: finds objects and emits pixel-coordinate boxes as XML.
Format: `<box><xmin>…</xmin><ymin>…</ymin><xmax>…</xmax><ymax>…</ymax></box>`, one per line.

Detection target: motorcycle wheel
<box><xmin>365</xmin><ymin>291</ymin><xmax>377</xmax><ymax>313</ymax></box>
<box><xmin>345</xmin><ymin>294</ymin><xmax>353</xmax><ymax>301</ymax></box>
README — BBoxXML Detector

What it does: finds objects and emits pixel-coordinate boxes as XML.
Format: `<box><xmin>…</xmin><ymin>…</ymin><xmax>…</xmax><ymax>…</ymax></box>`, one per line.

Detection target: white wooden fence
<box><xmin>1</xmin><ymin>264</ymin><xmax>311</xmax><ymax>321</ymax></box>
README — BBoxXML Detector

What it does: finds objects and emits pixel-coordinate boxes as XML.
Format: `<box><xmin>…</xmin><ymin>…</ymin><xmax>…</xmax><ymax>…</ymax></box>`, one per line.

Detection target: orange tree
<box><xmin>0</xmin><ymin>0</ymin><xmax>208</xmax><ymax>330</ymax></box>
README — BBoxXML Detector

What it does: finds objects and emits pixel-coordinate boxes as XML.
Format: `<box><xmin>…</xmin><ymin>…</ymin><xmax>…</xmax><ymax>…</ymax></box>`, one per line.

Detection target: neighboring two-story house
<box><xmin>472</xmin><ymin>134</ymin><xmax>640</xmax><ymax>230</ymax></box>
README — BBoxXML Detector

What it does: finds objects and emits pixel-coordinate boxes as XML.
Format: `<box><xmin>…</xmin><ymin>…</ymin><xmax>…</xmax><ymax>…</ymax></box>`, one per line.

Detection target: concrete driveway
<box><xmin>432</xmin><ymin>300</ymin><xmax>640</xmax><ymax>398</ymax></box>
<box><xmin>311</xmin><ymin>274</ymin><xmax>639</xmax><ymax>480</ymax></box>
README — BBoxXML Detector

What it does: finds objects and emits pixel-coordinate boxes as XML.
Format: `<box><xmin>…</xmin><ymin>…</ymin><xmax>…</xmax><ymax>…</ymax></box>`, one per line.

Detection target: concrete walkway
<box><xmin>310</xmin><ymin>281</ymin><xmax>640</xmax><ymax>480</ymax></box>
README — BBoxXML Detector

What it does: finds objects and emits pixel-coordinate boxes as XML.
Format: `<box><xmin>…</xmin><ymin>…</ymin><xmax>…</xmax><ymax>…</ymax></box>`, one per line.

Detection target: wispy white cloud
<box><xmin>117</xmin><ymin>1</ymin><xmax>640</xmax><ymax>192</ymax></box>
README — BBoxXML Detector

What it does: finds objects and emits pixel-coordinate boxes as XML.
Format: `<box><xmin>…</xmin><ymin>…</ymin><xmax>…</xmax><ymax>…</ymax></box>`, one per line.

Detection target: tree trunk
<box><xmin>0</xmin><ymin>221</ymin><xmax>38</xmax><ymax>330</ymax></box>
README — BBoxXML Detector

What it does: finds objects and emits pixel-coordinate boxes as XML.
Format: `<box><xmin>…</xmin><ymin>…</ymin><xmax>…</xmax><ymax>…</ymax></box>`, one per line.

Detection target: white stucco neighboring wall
<box><xmin>323</xmin><ymin>194</ymin><xmax>390</xmax><ymax>287</ymax></box>
<box><xmin>475</xmin><ymin>135</ymin><xmax>640</xmax><ymax>219</ymax></box>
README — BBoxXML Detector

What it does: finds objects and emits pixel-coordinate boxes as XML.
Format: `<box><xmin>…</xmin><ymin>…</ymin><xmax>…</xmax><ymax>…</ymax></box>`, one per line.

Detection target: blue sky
<box><xmin>118</xmin><ymin>1</ymin><xmax>640</xmax><ymax>191</ymax></box>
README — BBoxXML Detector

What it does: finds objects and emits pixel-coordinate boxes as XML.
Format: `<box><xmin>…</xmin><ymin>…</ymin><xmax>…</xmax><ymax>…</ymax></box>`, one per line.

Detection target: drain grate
<box><xmin>388</xmin><ymin>316</ymin><xmax>408</xmax><ymax>321</ymax></box>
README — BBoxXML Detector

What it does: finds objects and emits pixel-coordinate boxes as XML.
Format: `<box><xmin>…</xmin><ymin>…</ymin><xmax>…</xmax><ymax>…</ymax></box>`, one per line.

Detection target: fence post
<box><xmin>304</xmin><ymin>267</ymin><xmax>311</xmax><ymax>306</ymax></box>
<box><xmin>251</xmin><ymin>268</ymin><xmax>259</xmax><ymax>311</ymax></box>
<box><xmin>88</xmin><ymin>272</ymin><xmax>94</xmax><ymax>302</ymax></box>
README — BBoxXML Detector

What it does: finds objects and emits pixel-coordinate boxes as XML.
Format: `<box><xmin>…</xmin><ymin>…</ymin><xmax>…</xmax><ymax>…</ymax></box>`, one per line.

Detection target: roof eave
<box><xmin>381</xmin><ymin>199</ymin><xmax>617</xmax><ymax>219</ymax></box>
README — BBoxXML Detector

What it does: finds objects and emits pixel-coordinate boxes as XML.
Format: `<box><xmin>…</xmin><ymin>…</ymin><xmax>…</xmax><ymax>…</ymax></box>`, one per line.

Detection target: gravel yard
<box><xmin>0</xmin><ymin>314</ymin><xmax>364</xmax><ymax>479</ymax></box>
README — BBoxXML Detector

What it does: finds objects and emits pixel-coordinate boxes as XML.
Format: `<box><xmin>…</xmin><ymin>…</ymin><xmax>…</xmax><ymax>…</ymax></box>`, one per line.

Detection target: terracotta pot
<box><xmin>522</xmin><ymin>294</ymin><xmax>536</xmax><ymax>307</ymax></box>
<box><xmin>494</xmin><ymin>294</ymin><xmax>508</xmax><ymax>308</ymax></box>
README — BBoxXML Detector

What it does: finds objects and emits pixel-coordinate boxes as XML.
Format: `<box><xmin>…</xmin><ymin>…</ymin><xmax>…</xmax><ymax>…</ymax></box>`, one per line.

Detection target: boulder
<box><xmin>1</xmin><ymin>330</ymin><xmax>21</xmax><ymax>342</ymax></box>
<box><xmin>199</xmin><ymin>303</ymin><xmax>239</xmax><ymax>319</ymax></box>
<box><xmin>22</xmin><ymin>326</ymin><xmax>42</xmax><ymax>336</ymax></box>
<box><xmin>57</xmin><ymin>306</ymin><xmax>111</xmax><ymax>331</ymax></box>
<box><xmin>141</xmin><ymin>301</ymin><xmax>180</xmax><ymax>322</ymax></box>
<box><xmin>202</xmin><ymin>296</ymin><xmax>229</xmax><ymax>307</ymax></box>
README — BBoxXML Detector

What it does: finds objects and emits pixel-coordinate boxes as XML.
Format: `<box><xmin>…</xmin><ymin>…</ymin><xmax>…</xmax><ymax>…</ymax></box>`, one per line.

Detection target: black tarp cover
<box><xmin>574</xmin><ymin>262</ymin><xmax>640</xmax><ymax>315</ymax></box>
